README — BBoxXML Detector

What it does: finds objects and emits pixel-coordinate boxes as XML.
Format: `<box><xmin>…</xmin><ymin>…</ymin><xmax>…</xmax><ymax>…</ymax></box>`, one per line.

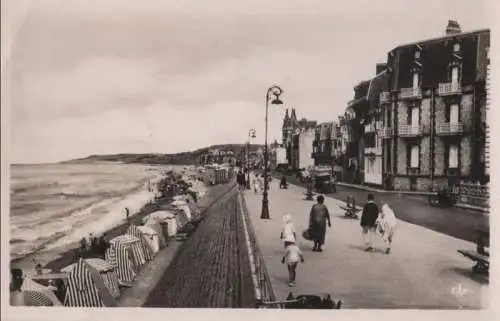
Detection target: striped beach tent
<box><xmin>62</xmin><ymin>258</ymin><xmax>120</xmax><ymax>299</ymax></box>
<box><xmin>105</xmin><ymin>242</ymin><xmax>136</xmax><ymax>286</ymax></box>
<box><xmin>64</xmin><ymin>258</ymin><xmax>116</xmax><ymax>307</ymax></box>
<box><xmin>13</xmin><ymin>277</ymin><xmax>63</xmax><ymax>306</ymax></box>
<box><xmin>110</xmin><ymin>234</ymin><xmax>146</xmax><ymax>269</ymax></box>
<box><xmin>126</xmin><ymin>225</ymin><xmax>153</xmax><ymax>261</ymax></box>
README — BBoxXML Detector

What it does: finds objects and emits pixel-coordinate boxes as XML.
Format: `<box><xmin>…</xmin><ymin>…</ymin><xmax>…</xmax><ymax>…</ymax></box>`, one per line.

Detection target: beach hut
<box><xmin>62</xmin><ymin>258</ymin><xmax>120</xmax><ymax>299</ymax></box>
<box><xmin>143</xmin><ymin>210</ymin><xmax>177</xmax><ymax>242</ymax></box>
<box><xmin>137</xmin><ymin>225</ymin><xmax>161</xmax><ymax>254</ymax></box>
<box><xmin>64</xmin><ymin>258</ymin><xmax>116</xmax><ymax>307</ymax></box>
<box><xmin>142</xmin><ymin>218</ymin><xmax>167</xmax><ymax>248</ymax></box>
<box><xmin>126</xmin><ymin>225</ymin><xmax>154</xmax><ymax>261</ymax></box>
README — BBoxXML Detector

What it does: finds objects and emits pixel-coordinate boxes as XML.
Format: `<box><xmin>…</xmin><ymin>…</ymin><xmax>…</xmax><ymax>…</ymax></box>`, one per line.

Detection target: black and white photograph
<box><xmin>1</xmin><ymin>0</ymin><xmax>496</xmax><ymax>318</ymax></box>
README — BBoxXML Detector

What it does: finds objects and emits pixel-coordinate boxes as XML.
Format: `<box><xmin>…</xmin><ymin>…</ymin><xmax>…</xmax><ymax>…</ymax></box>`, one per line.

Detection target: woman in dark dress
<box><xmin>308</xmin><ymin>195</ymin><xmax>331</xmax><ymax>252</ymax></box>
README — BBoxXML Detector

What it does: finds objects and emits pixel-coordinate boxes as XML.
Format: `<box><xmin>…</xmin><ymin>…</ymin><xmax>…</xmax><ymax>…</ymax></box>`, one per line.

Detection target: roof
<box><xmin>390</xmin><ymin>28</ymin><xmax>489</xmax><ymax>52</ymax></box>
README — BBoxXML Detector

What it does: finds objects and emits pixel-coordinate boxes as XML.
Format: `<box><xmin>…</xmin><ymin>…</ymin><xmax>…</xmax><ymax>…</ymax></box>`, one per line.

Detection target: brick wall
<box><xmin>434</xmin><ymin>97</ymin><xmax>446</xmax><ymax>124</ymax></box>
<box><xmin>421</xmin><ymin>98</ymin><xmax>432</xmax><ymax>129</ymax></box>
<box><xmin>434</xmin><ymin>138</ymin><xmax>445</xmax><ymax>176</ymax></box>
<box><xmin>397</xmin><ymin>101</ymin><xmax>408</xmax><ymax>125</ymax></box>
<box><xmin>460</xmin><ymin>135</ymin><xmax>472</xmax><ymax>176</ymax></box>
<box><xmin>396</xmin><ymin>138</ymin><xmax>407</xmax><ymax>175</ymax></box>
<box><xmin>394</xmin><ymin>177</ymin><xmax>410</xmax><ymax>190</ymax></box>
<box><xmin>420</xmin><ymin>136</ymin><xmax>431</xmax><ymax>175</ymax></box>
<box><xmin>461</xmin><ymin>94</ymin><xmax>474</xmax><ymax>131</ymax></box>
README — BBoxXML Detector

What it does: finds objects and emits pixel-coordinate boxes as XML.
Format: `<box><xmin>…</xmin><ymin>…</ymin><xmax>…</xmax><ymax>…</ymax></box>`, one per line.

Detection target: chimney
<box><xmin>446</xmin><ymin>20</ymin><xmax>462</xmax><ymax>35</ymax></box>
<box><xmin>376</xmin><ymin>63</ymin><xmax>387</xmax><ymax>74</ymax></box>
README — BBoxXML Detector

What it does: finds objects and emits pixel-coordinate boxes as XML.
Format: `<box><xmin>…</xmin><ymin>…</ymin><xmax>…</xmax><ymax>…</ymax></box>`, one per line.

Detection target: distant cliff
<box><xmin>61</xmin><ymin>144</ymin><xmax>265</xmax><ymax>165</ymax></box>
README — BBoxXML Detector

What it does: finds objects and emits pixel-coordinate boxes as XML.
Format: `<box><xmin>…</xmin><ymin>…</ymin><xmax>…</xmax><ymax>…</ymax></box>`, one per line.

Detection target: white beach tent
<box><xmin>127</xmin><ymin>225</ymin><xmax>154</xmax><ymax>261</ymax></box>
<box><xmin>137</xmin><ymin>225</ymin><xmax>161</xmax><ymax>254</ymax></box>
<box><xmin>64</xmin><ymin>258</ymin><xmax>116</xmax><ymax>307</ymax></box>
<box><xmin>62</xmin><ymin>258</ymin><xmax>120</xmax><ymax>299</ymax></box>
<box><xmin>14</xmin><ymin>277</ymin><xmax>63</xmax><ymax>306</ymax></box>
<box><xmin>143</xmin><ymin>210</ymin><xmax>178</xmax><ymax>238</ymax></box>
<box><xmin>142</xmin><ymin>219</ymin><xmax>167</xmax><ymax>248</ymax></box>
<box><xmin>171</xmin><ymin>200</ymin><xmax>192</xmax><ymax>221</ymax></box>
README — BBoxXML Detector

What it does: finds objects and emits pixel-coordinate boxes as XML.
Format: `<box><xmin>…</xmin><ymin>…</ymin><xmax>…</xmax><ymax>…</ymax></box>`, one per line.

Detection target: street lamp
<box><xmin>261</xmin><ymin>85</ymin><xmax>284</xmax><ymax>220</ymax></box>
<box><xmin>246</xmin><ymin>129</ymin><xmax>256</xmax><ymax>189</ymax></box>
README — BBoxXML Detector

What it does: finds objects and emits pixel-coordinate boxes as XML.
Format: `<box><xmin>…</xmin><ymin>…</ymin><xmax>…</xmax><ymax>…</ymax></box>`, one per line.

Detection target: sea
<box><xmin>9</xmin><ymin>162</ymin><xmax>171</xmax><ymax>261</ymax></box>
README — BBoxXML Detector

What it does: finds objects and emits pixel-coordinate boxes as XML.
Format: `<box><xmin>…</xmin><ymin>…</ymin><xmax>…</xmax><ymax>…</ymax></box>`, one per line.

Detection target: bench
<box><xmin>457</xmin><ymin>249</ymin><xmax>489</xmax><ymax>274</ymax></box>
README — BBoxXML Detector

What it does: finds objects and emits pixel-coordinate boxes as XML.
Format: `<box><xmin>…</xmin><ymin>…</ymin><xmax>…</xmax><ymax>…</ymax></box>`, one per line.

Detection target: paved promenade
<box><xmin>243</xmin><ymin>180</ymin><xmax>489</xmax><ymax>309</ymax></box>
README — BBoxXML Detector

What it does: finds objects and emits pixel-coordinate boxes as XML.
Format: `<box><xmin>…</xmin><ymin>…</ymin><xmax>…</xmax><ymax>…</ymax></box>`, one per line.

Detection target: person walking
<box><xmin>281</xmin><ymin>214</ymin><xmax>297</xmax><ymax>248</ymax></box>
<box><xmin>376</xmin><ymin>203</ymin><xmax>397</xmax><ymax>254</ymax></box>
<box><xmin>281</xmin><ymin>240</ymin><xmax>305</xmax><ymax>287</ymax></box>
<box><xmin>308</xmin><ymin>195</ymin><xmax>331</xmax><ymax>252</ymax></box>
<box><xmin>360</xmin><ymin>193</ymin><xmax>379</xmax><ymax>252</ymax></box>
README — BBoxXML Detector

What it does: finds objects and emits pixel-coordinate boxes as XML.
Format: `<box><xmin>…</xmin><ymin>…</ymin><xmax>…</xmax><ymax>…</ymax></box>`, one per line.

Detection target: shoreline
<box><xmin>10</xmin><ymin>168</ymin><xmax>212</xmax><ymax>272</ymax></box>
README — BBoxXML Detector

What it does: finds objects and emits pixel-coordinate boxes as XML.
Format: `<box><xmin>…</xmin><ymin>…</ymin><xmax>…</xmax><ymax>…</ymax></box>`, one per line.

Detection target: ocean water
<box><xmin>9</xmin><ymin>162</ymin><xmax>170</xmax><ymax>260</ymax></box>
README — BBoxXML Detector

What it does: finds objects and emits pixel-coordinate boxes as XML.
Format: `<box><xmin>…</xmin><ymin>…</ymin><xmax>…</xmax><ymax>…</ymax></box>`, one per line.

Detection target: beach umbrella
<box><xmin>64</xmin><ymin>258</ymin><xmax>116</xmax><ymax>307</ymax></box>
<box><xmin>62</xmin><ymin>258</ymin><xmax>120</xmax><ymax>299</ymax></box>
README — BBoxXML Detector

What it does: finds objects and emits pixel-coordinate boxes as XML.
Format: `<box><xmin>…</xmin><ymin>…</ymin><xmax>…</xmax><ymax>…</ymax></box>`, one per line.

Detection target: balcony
<box><xmin>364</xmin><ymin>147</ymin><xmax>382</xmax><ymax>156</ymax></box>
<box><xmin>435</xmin><ymin>122</ymin><xmax>464</xmax><ymax>136</ymax></box>
<box><xmin>400</xmin><ymin>87</ymin><xmax>422</xmax><ymax>100</ymax></box>
<box><xmin>364</xmin><ymin>123</ymin><xmax>376</xmax><ymax>134</ymax></box>
<box><xmin>398</xmin><ymin>124</ymin><xmax>423</xmax><ymax>137</ymax></box>
<box><xmin>377</xmin><ymin>127</ymin><xmax>393</xmax><ymax>139</ymax></box>
<box><xmin>379</xmin><ymin>91</ymin><xmax>391</xmax><ymax>104</ymax></box>
<box><xmin>438</xmin><ymin>82</ymin><xmax>461</xmax><ymax>96</ymax></box>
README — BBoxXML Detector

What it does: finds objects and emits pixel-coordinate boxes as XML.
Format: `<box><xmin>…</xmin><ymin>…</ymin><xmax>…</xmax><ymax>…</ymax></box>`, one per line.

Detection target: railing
<box><xmin>364</xmin><ymin>123</ymin><xmax>376</xmax><ymax>134</ymax></box>
<box><xmin>436</xmin><ymin>122</ymin><xmax>464</xmax><ymax>136</ymax></box>
<box><xmin>239</xmin><ymin>194</ymin><xmax>276</xmax><ymax>306</ymax></box>
<box><xmin>398</xmin><ymin>124</ymin><xmax>422</xmax><ymax>137</ymax></box>
<box><xmin>400</xmin><ymin>87</ymin><xmax>422</xmax><ymax>99</ymax></box>
<box><xmin>379</xmin><ymin>91</ymin><xmax>391</xmax><ymax>104</ymax></box>
<box><xmin>438</xmin><ymin>82</ymin><xmax>461</xmax><ymax>96</ymax></box>
<box><xmin>451</xmin><ymin>182</ymin><xmax>490</xmax><ymax>210</ymax></box>
<box><xmin>377</xmin><ymin>127</ymin><xmax>393</xmax><ymax>139</ymax></box>
<box><xmin>364</xmin><ymin>147</ymin><xmax>382</xmax><ymax>156</ymax></box>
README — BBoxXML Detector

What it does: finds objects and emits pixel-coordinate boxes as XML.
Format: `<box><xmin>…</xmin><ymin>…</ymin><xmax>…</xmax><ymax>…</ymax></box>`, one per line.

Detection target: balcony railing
<box><xmin>400</xmin><ymin>87</ymin><xmax>422</xmax><ymax>100</ymax></box>
<box><xmin>438</xmin><ymin>82</ymin><xmax>461</xmax><ymax>96</ymax></box>
<box><xmin>379</xmin><ymin>91</ymin><xmax>391</xmax><ymax>104</ymax></box>
<box><xmin>398</xmin><ymin>124</ymin><xmax>423</xmax><ymax>137</ymax></box>
<box><xmin>364</xmin><ymin>147</ymin><xmax>382</xmax><ymax>156</ymax></box>
<box><xmin>364</xmin><ymin>123</ymin><xmax>376</xmax><ymax>134</ymax></box>
<box><xmin>377</xmin><ymin>127</ymin><xmax>393</xmax><ymax>139</ymax></box>
<box><xmin>435</xmin><ymin>122</ymin><xmax>464</xmax><ymax>136</ymax></box>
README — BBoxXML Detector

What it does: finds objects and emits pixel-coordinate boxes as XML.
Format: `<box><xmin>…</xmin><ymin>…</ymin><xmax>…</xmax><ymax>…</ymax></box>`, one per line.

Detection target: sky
<box><xmin>4</xmin><ymin>0</ymin><xmax>492</xmax><ymax>163</ymax></box>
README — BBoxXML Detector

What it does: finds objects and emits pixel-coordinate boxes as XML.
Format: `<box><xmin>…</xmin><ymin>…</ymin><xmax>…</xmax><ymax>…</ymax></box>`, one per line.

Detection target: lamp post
<box><xmin>261</xmin><ymin>85</ymin><xmax>284</xmax><ymax>220</ymax></box>
<box><xmin>246</xmin><ymin>129</ymin><xmax>256</xmax><ymax>189</ymax></box>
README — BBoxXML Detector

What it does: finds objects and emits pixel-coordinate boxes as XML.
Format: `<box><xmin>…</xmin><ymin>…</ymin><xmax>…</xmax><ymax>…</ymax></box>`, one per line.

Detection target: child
<box><xmin>281</xmin><ymin>241</ymin><xmax>305</xmax><ymax>287</ymax></box>
<box><xmin>281</xmin><ymin>214</ymin><xmax>297</xmax><ymax>248</ymax></box>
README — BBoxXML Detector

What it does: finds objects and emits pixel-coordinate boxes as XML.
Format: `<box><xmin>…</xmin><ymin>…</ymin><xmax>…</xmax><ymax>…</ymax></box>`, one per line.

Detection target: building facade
<box><xmin>282</xmin><ymin>108</ymin><xmax>317</xmax><ymax>170</ymax></box>
<box><xmin>382</xmin><ymin>22</ymin><xmax>490</xmax><ymax>191</ymax></box>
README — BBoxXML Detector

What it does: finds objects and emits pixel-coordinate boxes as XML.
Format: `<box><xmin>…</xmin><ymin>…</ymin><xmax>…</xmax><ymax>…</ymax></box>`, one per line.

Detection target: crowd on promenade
<box><xmin>9</xmin><ymin>167</ymin><xmax>214</xmax><ymax>307</ymax></box>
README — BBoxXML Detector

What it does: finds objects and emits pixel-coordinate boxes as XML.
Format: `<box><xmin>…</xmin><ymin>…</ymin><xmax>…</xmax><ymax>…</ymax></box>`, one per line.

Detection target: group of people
<box><xmin>279</xmin><ymin>193</ymin><xmax>397</xmax><ymax>287</ymax></box>
<box><xmin>78</xmin><ymin>233</ymin><xmax>110</xmax><ymax>259</ymax></box>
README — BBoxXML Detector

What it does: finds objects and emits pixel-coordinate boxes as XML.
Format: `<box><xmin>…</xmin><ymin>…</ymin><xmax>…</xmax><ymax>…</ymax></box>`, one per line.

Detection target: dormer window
<box><xmin>453</xmin><ymin>43</ymin><xmax>460</xmax><ymax>52</ymax></box>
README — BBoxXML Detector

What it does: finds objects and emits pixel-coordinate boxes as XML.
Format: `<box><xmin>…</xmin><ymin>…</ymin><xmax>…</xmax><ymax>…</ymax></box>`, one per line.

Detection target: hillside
<box><xmin>62</xmin><ymin>144</ymin><xmax>265</xmax><ymax>165</ymax></box>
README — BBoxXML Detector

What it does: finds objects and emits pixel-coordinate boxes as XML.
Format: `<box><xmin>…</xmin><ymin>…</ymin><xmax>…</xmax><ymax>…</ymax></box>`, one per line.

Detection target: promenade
<box><xmin>242</xmin><ymin>180</ymin><xmax>489</xmax><ymax>309</ymax></box>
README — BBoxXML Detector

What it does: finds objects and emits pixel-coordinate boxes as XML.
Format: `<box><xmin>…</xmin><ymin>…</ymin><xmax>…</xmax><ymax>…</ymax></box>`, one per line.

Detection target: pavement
<box><xmin>242</xmin><ymin>180</ymin><xmax>489</xmax><ymax>309</ymax></box>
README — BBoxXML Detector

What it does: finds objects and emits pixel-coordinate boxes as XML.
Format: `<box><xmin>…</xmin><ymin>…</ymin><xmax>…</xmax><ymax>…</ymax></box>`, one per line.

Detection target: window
<box><xmin>451</xmin><ymin>67</ymin><xmax>459</xmax><ymax>84</ymax></box>
<box><xmin>450</xmin><ymin>104</ymin><xmax>459</xmax><ymax>123</ymax></box>
<box><xmin>410</xmin><ymin>144</ymin><xmax>420</xmax><ymax>168</ymax></box>
<box><xmin>412</xmin><ymin>72</ymin><xmax>419</xmax><ymax>89</ymax></box>
<box><xmin>449</xmin><ymin>144</ymin><xmax>458</xmax><ymax>168</ymax></box>
<box><xmin>415</xmin><ymin>50</ymin><xmax>421</xmax><ymax>59</ymax></box>
<box><xmin>453</xmin><ymin>43</ymin><xmax>460</xmax><ymax>52</ymax></box>
<box><xmin>411</xmin><ymin>106</ymin><xmax>420</xmax><ymax>126</ymax></box>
